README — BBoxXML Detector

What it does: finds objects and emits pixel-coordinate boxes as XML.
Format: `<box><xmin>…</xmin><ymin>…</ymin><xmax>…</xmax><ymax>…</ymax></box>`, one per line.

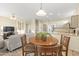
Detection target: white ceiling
<box><xmin>0</xmin><ymin>3</ymin><xmax>79</xmax><ymax>20</ymax></box>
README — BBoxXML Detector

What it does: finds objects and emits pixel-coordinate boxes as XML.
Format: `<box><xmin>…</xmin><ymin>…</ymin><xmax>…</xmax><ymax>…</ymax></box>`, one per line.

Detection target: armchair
<box><xmin>4</xmin><ymin>34</ymin><xmax>22</xmax><ymax>51</ymax></box>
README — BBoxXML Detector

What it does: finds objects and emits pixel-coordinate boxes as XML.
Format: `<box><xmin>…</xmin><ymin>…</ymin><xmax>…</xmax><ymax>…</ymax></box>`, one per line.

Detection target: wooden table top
<box><xmin>31</xmin><ymin>36</ymin><xmax>58</xmax><ymax>46</ymax></box>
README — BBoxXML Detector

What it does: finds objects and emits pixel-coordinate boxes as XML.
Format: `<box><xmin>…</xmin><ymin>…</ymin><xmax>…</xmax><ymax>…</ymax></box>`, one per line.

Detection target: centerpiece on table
<box><xmin>36</xmin><ymin>32</ymin><xmax>51</xmax><ymax>41</ymax></box>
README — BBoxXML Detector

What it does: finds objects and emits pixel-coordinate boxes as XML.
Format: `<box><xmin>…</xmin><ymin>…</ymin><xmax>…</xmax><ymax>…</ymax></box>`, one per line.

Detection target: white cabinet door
<box><xmin>78</xmin><ymin>15</ymin><xmax>79</xmax><ymax>27</ymax></box>
<box><xmin>71</xmin><ymin>15</ymin><xmax>78</xmax><ymax>28</ymax></box>
<box><xmin>69</xmin><ymin>36</ymin><xmax>79</xmax><ymax>52</ymax></box>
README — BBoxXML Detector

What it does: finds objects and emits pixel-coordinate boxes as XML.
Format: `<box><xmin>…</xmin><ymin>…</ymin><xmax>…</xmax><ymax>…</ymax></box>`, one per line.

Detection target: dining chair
<box><xmin>59</xmin><ymin>34</ymin><xmax>70</xmax><ymax>56</ymax></box>
<box><xmin>21</xmin><ymin>34</ymin><xmax>36</xmax><ymax>56</ymax></box>
<box><xmin>38</xmin><ymin>45</ymin><xmax>59</xmax><ymax>56</ymax></box>
<box><xmin>38</xmin><ymin>36</ymin><xmax>59</xmax><ymax>56</ymax></box>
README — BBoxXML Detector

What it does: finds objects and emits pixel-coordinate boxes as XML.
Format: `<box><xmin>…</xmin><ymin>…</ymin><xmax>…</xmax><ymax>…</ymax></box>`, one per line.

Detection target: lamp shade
<box><xmin>36</xmin><ymin>9</ymin><xmax>47</xmax><ymax>16</ymax></box>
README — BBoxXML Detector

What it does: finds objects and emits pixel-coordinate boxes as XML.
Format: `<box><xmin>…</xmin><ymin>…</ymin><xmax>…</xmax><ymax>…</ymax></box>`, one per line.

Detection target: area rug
<box><xmin>0</xmin><ymin>48</ymin><xmax>34</xmax><ymax>56</ymax></box>
<box><xmin>0</xmin><ymin>48</ymin><xmax>79</xmax><ymax>56</ymax></box>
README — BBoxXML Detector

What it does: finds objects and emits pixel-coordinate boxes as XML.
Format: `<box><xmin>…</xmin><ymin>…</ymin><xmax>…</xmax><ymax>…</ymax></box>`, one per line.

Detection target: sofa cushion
<box><xmin>0</xmin><ymin>40</ymin><xmax>4</xmax><ymax>48</ymax></box>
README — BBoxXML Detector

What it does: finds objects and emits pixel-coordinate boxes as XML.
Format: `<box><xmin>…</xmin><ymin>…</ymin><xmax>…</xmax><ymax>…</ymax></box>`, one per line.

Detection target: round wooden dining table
<box><xmin>31</xmin><ymin>36</ymin><xmax>58</xmax><ymax>55</ymax></box>
<box><xmin>31</xmin><ymin>36</ymin><xmax>58</xmax><ymax>46</ymax></box>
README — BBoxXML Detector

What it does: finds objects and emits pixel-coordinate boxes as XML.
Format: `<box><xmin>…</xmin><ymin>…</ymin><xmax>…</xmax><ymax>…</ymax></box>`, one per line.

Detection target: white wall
<box><xmin>0</xmin><ymin>16</ymin><xmax>16</xmax><ymax>34</ymax></box>
<box><xmin>0</xmin><ymin>16</ymin><xmax>26</xmax><ymax>35</ymax></box>
<box><xmin>0</xmin><ymin>16</ymin><xmax>71</xmax><ymax>35</ymax></box>
<box><xmin>24</xmin><ymin>19</ymin><xmax>36</xmax><ymax>33</ymax></box>
<box><xmin>36</xmin><ymin>19</ymin><xmax>71</xmax><ymax>33</ymax></box>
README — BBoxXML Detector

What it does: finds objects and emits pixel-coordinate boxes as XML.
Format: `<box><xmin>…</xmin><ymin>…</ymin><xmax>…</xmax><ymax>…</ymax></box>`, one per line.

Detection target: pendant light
<box><xmin>36</xmin><ymin>0</ymin><xmax>47</xmax><ymax>16</ymax></box>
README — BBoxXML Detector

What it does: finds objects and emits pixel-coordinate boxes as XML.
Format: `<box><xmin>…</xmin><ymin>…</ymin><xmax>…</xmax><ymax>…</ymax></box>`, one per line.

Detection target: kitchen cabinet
<box><xmin>71</xmin><ymin>15</ymin><xmax>79</xmax><ymax>28</ymax></box>
<box><xmin>69</xmin><ymin>36</ymin><xmax>79</xmax><ymax>52</ymax></box>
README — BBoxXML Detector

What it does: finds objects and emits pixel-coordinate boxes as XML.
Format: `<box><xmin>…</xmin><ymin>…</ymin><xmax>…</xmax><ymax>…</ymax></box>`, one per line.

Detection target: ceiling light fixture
<box><xmin>36</xmin><ymin>0</ymin><xmax>47</xmax><ymax>16</ymax></box>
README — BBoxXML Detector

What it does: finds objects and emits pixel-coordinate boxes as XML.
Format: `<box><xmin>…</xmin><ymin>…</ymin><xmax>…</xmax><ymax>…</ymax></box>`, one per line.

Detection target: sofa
<box><xmin>4</xmin><ymin>34</ymin><xmax>22</xmax><ymax>51</ymax></box>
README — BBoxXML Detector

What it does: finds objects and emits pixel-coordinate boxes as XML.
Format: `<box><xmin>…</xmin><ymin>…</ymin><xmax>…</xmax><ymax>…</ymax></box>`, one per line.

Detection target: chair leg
<box><xmin>39</xmin><ymin>52</ymin><xmax>42</xmax><ymax>56</ymax></box>
<box><xmin>34</xmin><ymin>51</ymin><xmax>37</xmax><ymax>56</ymax></box>
<box><xmin>35</xmin><ymin>46</ymin><xmax>38</xmax><ymax>56</ymax></box>
<box><xmin>58</xmin><ymin>50</ymin><xmax>62</xmax><ymax>56</ymax></box>
<box><xmin>66</xmin><ymin>50</ymin><xmax>68</xmax><ymax>56</ymax></box>
<box><xmin>22</xmin><ymin>51</ymin><xmax>27</xmax><ymax>56</ymax></box>
<box><xmin>22</xmin><ymin>51</ymin><xmax>24</xmax><ymax>56</ymax></box>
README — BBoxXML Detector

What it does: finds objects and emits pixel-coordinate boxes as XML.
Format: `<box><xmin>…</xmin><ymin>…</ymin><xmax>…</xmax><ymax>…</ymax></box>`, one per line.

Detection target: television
<box><xmin>3</xmin><ymin>26</ymin><xmax>15</xmax><ymax>32</ymax></box>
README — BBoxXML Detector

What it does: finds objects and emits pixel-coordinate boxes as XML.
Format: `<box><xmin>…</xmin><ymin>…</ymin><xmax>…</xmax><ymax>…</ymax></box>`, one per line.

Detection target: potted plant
<box><xmin>36</xmin><ymin>32</ymin><xmax>50</xmax><ymax>41</ymax></box>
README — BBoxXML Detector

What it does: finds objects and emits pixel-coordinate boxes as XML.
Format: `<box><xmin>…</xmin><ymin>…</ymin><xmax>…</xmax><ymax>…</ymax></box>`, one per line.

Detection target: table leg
<box><xmin>35</xmin><ymin>46</ymin><xmax>38</xmax><ymax>56</ymax></box>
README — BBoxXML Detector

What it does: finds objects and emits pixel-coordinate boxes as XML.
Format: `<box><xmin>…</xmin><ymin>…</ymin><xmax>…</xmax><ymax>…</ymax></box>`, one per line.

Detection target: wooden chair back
<box><xmin>21</xmin><ymin>34</ymin><xmax>27</xmax><ymax>56</ymax></box>
<box><xmin>39</xmin><ymin>45</ymin><xmax>59</xmax><ymax>56</ymax></box>
<box><xmin>62</xmin><ymin>36</ymin><xmax>70</xmax><ymax>48</ymax></box>
<box><xmin>60</xmin><ymin>34</ymin><xmax>70</xmax><ymax>56</ymax></box>
<box><xmin>21</xmin><ymin>34</ymin><xmax>27</xmax><ymax>46</ymax></box>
